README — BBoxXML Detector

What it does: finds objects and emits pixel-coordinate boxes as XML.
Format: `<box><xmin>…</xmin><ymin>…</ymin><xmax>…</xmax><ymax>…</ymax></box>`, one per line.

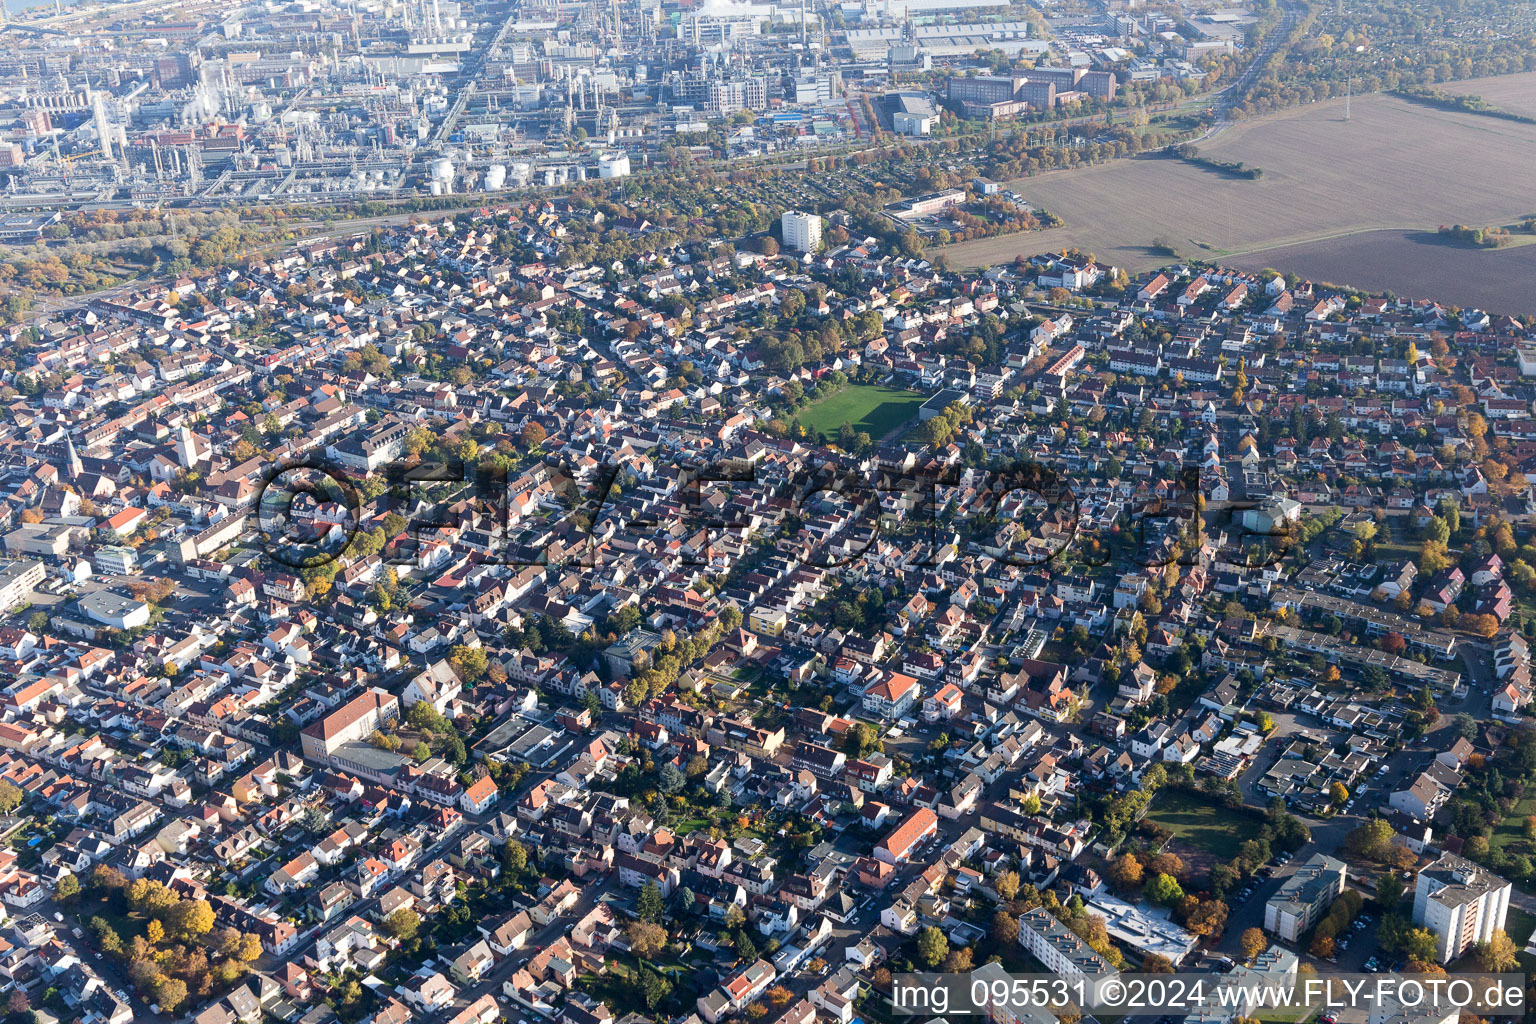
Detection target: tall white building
<box><xmin>781</xmin><ymin>210</ymin><xmax>822</xmax><ymax>254</ymax></box>
<box><xmin>1412</xmin><ymin>852</ymin><xmax>1511</xmax><ymax>963</ymax></box>
<box><xmin>1015</xmin><ymin>907</ymin><xmax>1119</xmax><ymax>1004</ymax></box>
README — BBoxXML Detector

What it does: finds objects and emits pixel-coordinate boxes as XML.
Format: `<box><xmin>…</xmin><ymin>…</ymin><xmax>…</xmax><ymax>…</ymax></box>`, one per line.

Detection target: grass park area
<box><xmin>1506</xmin><ymin>905</ymin><xmax>1536</xmax><ymax>948</ymax></box>
<box><xmin>1144</xmin><ymin>788</ymin><xmax>1249</xmax><ymax>860</ymax></box>
<box><xmin>796</xmin><ymin>384</ymin><xmax>926</xmax><ymax>441</ymax></box>
<box><xmin>1490</xmin><ymin>792</ymin><xmax>1536</xmax><ymax>855</ymax></box>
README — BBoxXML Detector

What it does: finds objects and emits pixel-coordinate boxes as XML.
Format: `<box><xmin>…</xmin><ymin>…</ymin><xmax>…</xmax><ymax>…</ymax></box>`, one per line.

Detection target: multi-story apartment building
<box><xmin>781</xmin><ymin>211</ymin><xmax>822</xmax><ymax>255</ymax></box>
<box><xmin>1264</xmin><ymin>853</ymin><xmax>1347</xmax><ymax>942</ymax></box>
<box><xmin>0</xmin><ymin>559</ymin><xmax>44</xmax><ymax>612</ymax></box>
<box><xmin>862</xmin><ymin>671</ymin><xmax>921</xmax><ymax>721</ymax></box>
<box><xmin>1412</xmin><ymin>853</ymin><xmax>1511</xmax><ymax>963</ymax></box>
<box><xmin>1016</xmin><ymin>908</ymin><xmax>1120</xmax><ymax>1002</ymax></box>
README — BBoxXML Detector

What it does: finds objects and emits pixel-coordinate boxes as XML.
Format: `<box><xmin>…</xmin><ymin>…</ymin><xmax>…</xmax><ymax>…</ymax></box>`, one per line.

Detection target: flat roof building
<box><xmin>1412</xmin><ymin>852</ymin><xmax>1510</xmax><ymax>963</ymax></box>
<box><xmin>1263</xmin><ymin>852</ymin><xmax>1347</xmax><ymax>942</ymax></box>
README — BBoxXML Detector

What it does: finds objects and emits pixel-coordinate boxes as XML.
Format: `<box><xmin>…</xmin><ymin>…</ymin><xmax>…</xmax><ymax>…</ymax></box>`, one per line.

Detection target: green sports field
<box><xmin>796</xmin><ymin>384</ymin><xmax>926</xmax><ymax>440</ymax></box>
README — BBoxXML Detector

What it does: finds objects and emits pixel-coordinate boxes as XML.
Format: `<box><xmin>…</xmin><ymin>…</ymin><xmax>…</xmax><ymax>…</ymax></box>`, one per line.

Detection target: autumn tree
<box><xmin>943</xmin><ymin>947</ymin><xmax>974</xmax><ymax>973</ymax></box>
<box><xmin>1474</xmin><ymin>930</ymin><xmax>1518</xmax><ymax>973</ymax></box>
<box><xmin>1183</xmin><ymin>898</ymin><xmax>1229</xmax><ymax>939</ymax></box>
<box><xmin>1462</xmin><ymin>614</ymin><xmax>1500</xmax><ymax>638</ymax></box>
<box><xmin>154</xmin><ymin>977</ymin><xmax>189</xmax><ymax>1013</ymax></box>
<box><xmin>1107</xmin><ymin>853</ymin><xmax>1144</xmax><ymax>890</ymax></box>
<box><xmin>448</xmin><ymin>643</ymin><xmax>489</xmax><ymax>683</ymax></box>
<box><xmin>1397</xmin><ymin>927</ymin><xmax>1439</xmax><ymax>963</ymax></box>
<box><xmin>170</xmin><ymin>899</ymin><xmax>215</xmax><ymax>938</ymax></box>
<box><xmin>627</xmin><ymin>920</ymin><xmax>669</xmax><ymax>958</ymax></box>
<box><xmin>384</xmin><ymin>908</ymin><xmax>420</xmax><ymax>941</ymax></box>
<box><xmin>1144</xmin><ymin>872</ymin><xmax>1184</xmax><ymax>906</ymax></box>
<box><xmin>916</xmin><ymin>925</ymin><xmax>949</xmax><ymax>968</ymax></box>
<box><xmin>1240</xmin><ymin>927</ymin><xmax>1266</xmax><ymax>963</ymax></box>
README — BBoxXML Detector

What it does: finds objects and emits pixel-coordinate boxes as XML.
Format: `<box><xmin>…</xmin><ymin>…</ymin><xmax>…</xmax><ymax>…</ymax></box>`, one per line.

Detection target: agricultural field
<box><xmin>795</xmin><ymin>384</ymin><xmax>926</xmax><ymax>440</ymax></box>
<box><xmin>1224</xmin><ymin>229</ymin><xmax>1536</xmax><ymax>315</ymax></box>
<box><xmin>942</xmin><ymin>87</ymin><xmax>1536</xmax><ymax>310</ymax></box>
<box><xmin>1440</xmin><ymin>69</ymin><xmax>1536</xmax><ymax>119</ymax></box>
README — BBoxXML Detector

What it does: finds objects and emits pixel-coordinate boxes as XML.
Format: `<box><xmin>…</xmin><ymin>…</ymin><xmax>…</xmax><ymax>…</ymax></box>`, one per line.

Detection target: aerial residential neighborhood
<box><xmin>0</xmin><ymin>194</ymin><xmax>1532</xmax><ymax>1024</ymax></box>
<box><xmin>0</xmin><ymin>0</ymin><xmax>1535</xmax><ymax>1022</ymax></box>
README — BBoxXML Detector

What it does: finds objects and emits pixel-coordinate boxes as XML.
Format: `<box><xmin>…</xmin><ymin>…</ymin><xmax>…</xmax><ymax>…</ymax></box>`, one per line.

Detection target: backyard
<box><xmin>796</xmin><ymin>384</ymin><xmax>927</xmax><ymax>441</ymax></box>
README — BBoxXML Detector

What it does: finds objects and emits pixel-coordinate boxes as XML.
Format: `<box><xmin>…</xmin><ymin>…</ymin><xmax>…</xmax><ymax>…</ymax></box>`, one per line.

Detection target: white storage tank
<box><xmin>485</xmin><ymin>164</ymin><xmax>506</xmax><ymax>190</ymax></box>
<box><xmin>598</xmin><ymin>151</ymin><xmax>631</xmax><ymax>178</ymax></box>
<box><xmin>430</xmin><ymin>157</ymin><xmax>455</xmax><ymax>192</ymax></box>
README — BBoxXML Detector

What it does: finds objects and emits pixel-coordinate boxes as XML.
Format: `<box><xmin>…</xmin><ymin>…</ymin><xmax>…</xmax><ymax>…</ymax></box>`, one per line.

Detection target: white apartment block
<box><xmin>0</xmin><ymin>559</ymin><xmax>44</xmax><ymax>612</ymax></box>
<box><xmin>1412</xmin><ymin>852</ymin><xmax>1511</xmax><ymax>963</ymax></box>
<box><xmin>1263</xmin><ymin>853</ymin><xmax>1347</xmax><ymax>942</ymax></box>
<box><xmin>781</xmin><ymin>211</ymin><xmax>822</xmax><ymax>254</ymax></box>
<box><xmin>1016</xmin><ymin>907</ymin><xmax>1119</xmax><ymax>1003</ymax></box>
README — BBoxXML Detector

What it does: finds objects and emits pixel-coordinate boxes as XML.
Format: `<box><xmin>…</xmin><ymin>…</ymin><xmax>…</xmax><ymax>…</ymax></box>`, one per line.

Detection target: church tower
<box><xmin>64</xmin><ymin>435</ymin><xmax>83</xmax><ymax>480</ymax></box>
<box><xmin>176</xmin><ymin>425</ymin><xmax>201</xmax><ymax>469</ymax></box>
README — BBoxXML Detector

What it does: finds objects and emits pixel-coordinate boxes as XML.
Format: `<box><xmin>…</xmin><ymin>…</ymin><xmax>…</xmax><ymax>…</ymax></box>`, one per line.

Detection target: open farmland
<box><xmin>1439</xmin><ymin>69</ymin><xmax>1536</xmax><ymax>119</ymax></box>
<box><xmin>1223</xmin><ymin>229</ymin><xmax>1536</xmax><ymax>314</ymax></box>
<box><xmin>795</xmin><ymin>384</ymin><xmax>926</xmax><ymax>440</ymax></box>
<box><xmin>942</xmin><ymin>88</ymin><xmax>1536</xmax><ymax>303</ymax></box>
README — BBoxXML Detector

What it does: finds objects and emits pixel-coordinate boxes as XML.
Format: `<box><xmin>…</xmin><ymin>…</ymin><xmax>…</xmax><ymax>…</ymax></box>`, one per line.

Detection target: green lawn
<box><xmin>1506</xmin><ymin>905</ymin><xmax>1536</xmax><ymax>947</ymax></box>
<box><xmin>1491</xmin><ymin>793</ymin><xmax>1536</xmax><ymax>855</ymax></box>
<box><xmin>796</xmin><ymin>384</ymin><xmax>926</xmax><ymax>441</ymax></box>
<box><xmin>1139</xmin><ymin>114</ymin><xmax>1206</xmax><ymax>140</ymax></box>
<box><xmin>1144</xmin><ymin>789</ymin><xmax>1250</xmax><ymax>860</ymax></box>
<box><xmin>1256</xmin><ymin>1009</ymin><xmax>1318</xmax><ymax>1024</ymax></box>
